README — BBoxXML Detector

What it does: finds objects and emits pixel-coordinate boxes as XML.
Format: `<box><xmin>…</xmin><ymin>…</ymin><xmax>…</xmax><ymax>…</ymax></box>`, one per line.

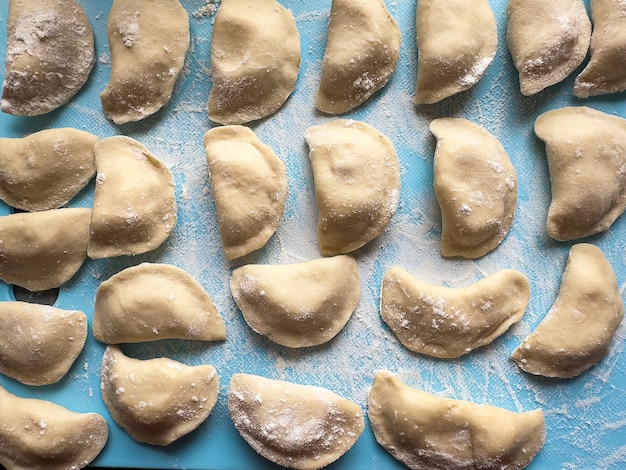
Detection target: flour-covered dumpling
<box><xmin>305</xmin><ymin>120</ymin><xmax>400</xmax><ymax>256</ymax></box>
<box><xmin>0</xmin><ymin>302</ymin><xmax>87</xmax><ymax>386</ymax></box>
<box><xmin>0</xmin><ymin>208</ymin><xmax>90</xmax><ymax>291</ymax></box>
<box><xmin>88</xmin><ymin>136</ymin><xmax>177</xmax><ymax>259</ymax></box>
<box><xmin>203</xmin><ymin>126</ymin><xmax>288</xmax><ymax>260</ymax></box>
<box><xmin>1</xmin><ymin>0</ymin><xmax>95</xmax><ymax>116</ymax></box>
<box><xmin>0</xmin><ymin>128</ymin><xmax>98</xmax><ymax>211</ymax></box>
<box><xmin>93</xmin><ymin>263</ymin><xmax>226</xmax><ymax>344</ymax></box>
<box><xmin>101</xmin><ymin>345</ymin><xmax>219</xmax><ymax>446</ymax></box>
<box><xmin>431</xmin><ymin>118</ymin><xmax>517</xmax><ymax>258</ymax></box>
<box><xmin>534</xmin><ymin>107</ymin><xmax>626</xmax><ymax>240</ymax></box>
<box><xmin>381</xmin><ymin>267</ymin><xmax>530</xmax><ymax>358</ymax></box>
<box><xmin>231</xmin><ymin>256</ymin><xmax>360</xmax><ymax>348</ymax></box>
<box><xmin>512</xmin><ymin>244</ymin><xmax>624</xmax><ymax>378</ymax></box>
<box><xmin>316</xmin><ymin>0</ymin><xmax>401</xmax><ymax>114</ymax></box>
<box><xmin>0</xmin><ymin>386</ymin><xmax>108</xmax><ymax>470</ymax></box>
<box><xmin>208</xmin><ymin>0</ymin><xmax>301</xmax><ymax>125</ymax></box>
<box><xmin>574</xmin><ymin>0</ymin><xmax>626</xmax><ymax>97</ymax></box>
<box><xmin>415</xmin><ymin>0</ymin><xmax>497</xmax><ymax>104</ymax></box>
<box><xmin>507</xmin><ymin>0</ymin><xmax>591</xmax><ymax>96</ymax></box>
<box><xmin>368</xmin><ymin>370</ymin><xmax>546</xmax><ymax>470</ymax></box>
<box><xmin>101</xmin><ymin>0</ymin><xmax>190</xmax><ymax>124</ymax></box>
<box><xmin>229</xmin><ymin>373</ymin><xmax>364</xmax><ymax>470</ymax></box>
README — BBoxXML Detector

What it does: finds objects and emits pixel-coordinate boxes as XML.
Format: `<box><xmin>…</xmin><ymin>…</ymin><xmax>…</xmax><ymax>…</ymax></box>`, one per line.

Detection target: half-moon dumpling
<box><xmin>93</xmin><ymin>263</ymin><xmax>226</xmax><ymax>344</ymax></box>
<box><xmin>0</xmin><ymin>302</ymin><xmax>87</xmax><ymax>386</ymax></box>
<box><xmin>316</xmin><ymin>0</ymin><xmax>401</xmax><ymax>114</ymax></box>
<box><xmin>203</xmin><ymin>126</ymin><xmax>288</xmax><ymax>260</ymax></box>
<box><xmin>208</xmin><ymin>0</ymin><xmax>301</xmax><ymax>125</ymax></box>
<box><xmin>511</xmin><ymin>244</ymin><xmax>624</xmax><ymax>378</ymax></box>
<box><xmin>230</xmin><ymin>255</ymin><xmax>360</xmax><ymax>348</ymax></box>
<box><xmin>100</xmin><ymin>0</ymin><xmax>190</xmax><ymax>124</ymax></box>
<box><xmin>1</xmin><ymin>0</ymin><xmax>95</xmax><ymax>116</ymax></box>
<box><xmin>574</xmin><ymin>0</ymin><xmax>626</xmax><ymax>98</ymax></box>
<box><xmin>368</xmin><ymin>370</ymin><xmax>546</xmax><ymax>470</ymax></box>
<box><xmin>0</xmin><ymin>208</ymin><xmax>91</xmax><ymax>291</ymax></box>
<box><xmin>88</xmin><ymin>136</ymin><xmax>177</xmax><ymax>259</ymax></box>
<box><xmin>507</xmin><ymin>0</ymin><xmax>591</xmax><ymax>96</ymax></box>
<box><xmin>305</xmin><ymin>119</ymin><xmax>400</xmax><ymax>256</ymax></box>
<box><xmin>0</xmin><ymin>128</ymin><xmax>98</xmax><ymax>211</ymax></box>
<box><xmin>100</xmin><ymin>345</ymin><xmax>219</xmax><ymax>446</ymax></box>
<box><xmin>415</xmin><ymin>0</ymin><xmax>497</xmax><ymax>104</ymax></box>
<box><xmin>381</xmin><ymin>267</ymin><xmax>530</xmax><ymax>358</ymax></box>
<box><xmin>431</xmin><ymin>118</ymin><xmax>518</xmax><ymax>258</ymax></box>
<box><xmin>534</xmin><ymin>106</ymin><xmax>626</xmax><ymax>240</ymax></box>
<box><xmin>229</xmin><ymin>373</ymin><xmax>364</xmax><ymax>470</ymax></box>
<box><xmin>0</xmin><ymin>386</ymin><xmax>108</xmax><ymax>470</ymax></box>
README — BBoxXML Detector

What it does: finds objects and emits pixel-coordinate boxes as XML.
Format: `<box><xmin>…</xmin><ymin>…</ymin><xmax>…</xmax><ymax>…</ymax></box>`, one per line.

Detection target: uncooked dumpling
<box><xmin>101</xmin><ymin>0</ymin><xmax>190</xmax><ymax>124</ymax></box>
<box><xmin>431</xmin><ymin>118</ymin><xmax>518</xmax><ymax>258</ymax></box>
<box><xmin>305</xmin><ymin>119</ymin><xmax>400</xmax><ymax>256</ymax></box>
<box><xmin>0</xmin><ymin>208</ymin><xmax>91</xmax><ymax>291</ymax></box>
<box><xmin>368</xmin><ymin>370</ymin><xmax>546</xmax><ymax>470</ymax></box>
<box><xmin>316</xmin><ymin>0</ymin><xmax>401</xmax><ymax>114</ymax></box>
<box><xmin>381</xmin><ymin>267</ymin><xmax>530</xmax><ymax>358</ymax></box>
<box><xmin>534</xmin><ymin>106</ymin><xmax>626</xmax><ymax>241</ymax></box>
<box><xmin>93</xmin><ymin>263</ymin><xmax>226</xmax><ymax>344</ymax></box>
<box><xmin>1</xmin><ymin>0</ymin><xmax>95</xmax><ymax>116</ymax></box>
<box><xmin>88</xmin><ymin>136</ymin><xmax>177</xmax><ymax>259</ymax></box>
<box><xmin>0</xmin><ymin>128</ymin><xmax>98</xmax><ymax>211</ymax></box>
<box><xmin>229</xmin><ymin>373</ymin><xmax>364</xmax><ymax>470</ymax></box>
<box><xmin>415</xmin><ymin>0</ymin><xmax>497</xmax><ymax>104</ymax></box>
<box><xmin>507</xmin><ymin>0</ymin><xmax>591</xmax><ymax>96</ymax></box>
<box><xmin>208</xmin><ymin>0</ymin><xmax>301</xmax><ymax>125</ymax></box>
<box><xmin>100</xmin><ymin>345</ymin><xmax>219</xmax><ymax>446</ymax></box>
<box><xmin>230</xmin><ymin>256</ymin><xmax>360</xmax><ymax>348</ymax></box>
<box><xmin>0</xmin><ymin>386</ymin><xmax>108</xmax><ymax>470</ymax></box>
<box><xmin>574</xmin><ymin>0</ymin><xmax>626</xmax><ymax>97</ymax></box>
<box><xmin>512</xmin><ymin>244</ymin><xmax>624</xmax><ymax>378</ymax></box>
<box><xmin>203</xmin><ymin>126</ymin><xmax>288</xmax><ymax>260</ymax></box>
<box><xmin>0</xmin><ymin>302</ymin><xmax>87</xmax><ymax>386</ymax></box>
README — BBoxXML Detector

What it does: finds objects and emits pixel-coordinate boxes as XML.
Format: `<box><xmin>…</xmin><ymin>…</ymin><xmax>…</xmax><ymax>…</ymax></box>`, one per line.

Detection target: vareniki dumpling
<box><xmin>203</xmin><ymin>126</ymin><xmax>288</xmax><ymax>260</ymax></box>
<box><xmin>316</xmin><ymin>0</ymin><xmax>401</xmax><ymax>114</ymax></box>
<box><xmin>415</xmin><ymin>0</ymin><xmax>497</xmax><ymax>104</ymax></box>
<box><xmin>208</xmin><ymin>0</ymin><xmax>301</xmax><ymax>125</ymax></box>
<box><xmin>101</xmin><ymin>0</ymin><xmax>190</xmax><ymax>124</ymax></box>
<box><xmin>507</xmin><ymin>0</ymin><xmax>591</xmax><ymax>96</ymax></box>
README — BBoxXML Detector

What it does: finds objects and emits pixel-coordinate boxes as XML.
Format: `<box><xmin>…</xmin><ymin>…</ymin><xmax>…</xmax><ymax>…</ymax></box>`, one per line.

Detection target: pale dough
<box><xmin>1</xmin><ymin>0</ymin><xmax>95</xmax><ymax>116</ymax></box>
<box><xmin>507</xmin><ymin>0</ymin><xmax>591</xmax><ymax>96</ymax></box>
<box><xmin>431</xmin><ymin>118</ymin><xmax>518</xmax><ymax>258</ymax></box>
<box><xmin>88</xmin><ymin>136</ymin><xmax>177</xmax><ymax>259</ymax></box>
<box><xmin>316</xmin><ymin>0</ymin><xmax>401</xmax><ymax>114</ymax></box>
<box><xmin>101</xmin><ymin>0</ymin><xmax>190</xmax><ymax>124</ymax></box>
<box><xmin>534</xmin><ymin>106</ymin><xmax>626</xmax><ymax>241</ymax></box>
<box><xmin>229</xmin><ymin>373</ymin><xmax>364</xmax><ymax>470</ymax></box>
<box><xmin>574</xmin><ymin>0</ymin><xmax>626</xmax><ymax>97</ymax></box>
<box><xmin>0</xmin><ymin>302</ymin><xmax>87</xmax><ymax>386</ymax></box>
<box><xmin>0</xmin><ymin>208</ymin><xmax>91</xmax><ymax>291</ymax></box>
<box><xmin>100</xmin><ymin>345</ymin><xmax>219</xmax><ymax>446</ymax></box>
<box><xmin>0</xmin><ymin>128</ymin><xmax>98</xmax><ymax>211</ymax></box>
<box><xmin>511</xmin><ymin>244</ymin><xmax>624</xmax><ymax>378</ymax></box>
<box><xmin>208</xmin><ymin>0</ymin><xmax>301</xmax><ymax>125</ymax></box>
<box><xmin>415</xmin><ymin>0</ymin><xmax>497</xmax><ymax>104</ymax></box>
<box><xmin>0</xmin><ymin>386</ymin><xmax>108</xmax><ymax>470</ymax></box>
<box><xmin>230</xmin><ymin>255</ymin><xmax>360</xmax><ymax>348</ymax></box>
<box><xmin>381</xmin><ymin>267</ymin><xmax>530</xmax><ymax>358</ymax></box>
<box><xmin>305</xmin><ymin>119</ymin><xmax>400</xmax><ymax>256</ymax></box>
<box><xmin>93</xmin><ymin>263</ymin><xmax>226</xmax><ymax>344</ymax></box>
<box><xmin>203</xmin><ymin>126</ymin><xmax>288</xmax><ymax>260</ymax></box>
<box><xmin>368</xmin><ymin>370</ymin><xmax>546</xmax><ymax>470</ymax></box>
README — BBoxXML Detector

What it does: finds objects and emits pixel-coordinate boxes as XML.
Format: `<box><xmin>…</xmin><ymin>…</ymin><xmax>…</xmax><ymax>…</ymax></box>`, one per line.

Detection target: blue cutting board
<box><xmin>0</xmin><ymin>1</ymin><xmax>625</xmax><ymax>469</ymax></box>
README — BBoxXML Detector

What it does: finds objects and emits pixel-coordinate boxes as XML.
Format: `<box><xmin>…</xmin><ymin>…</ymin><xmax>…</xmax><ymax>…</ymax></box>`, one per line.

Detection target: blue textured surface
<box><xmin>0</xmin><ymin>1</ymin><xmax>625</xmax><ymax>469</ymax></box>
